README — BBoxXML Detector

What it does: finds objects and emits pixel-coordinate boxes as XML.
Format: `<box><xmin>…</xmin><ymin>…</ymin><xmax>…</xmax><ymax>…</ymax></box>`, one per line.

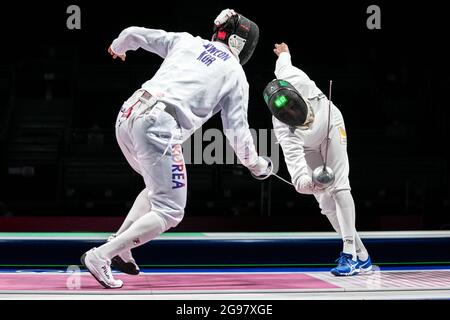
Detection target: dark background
<box><xmin>0</xmin><ymin>1</ymin><xmax>449</xmax><ymax>231</ymax></box>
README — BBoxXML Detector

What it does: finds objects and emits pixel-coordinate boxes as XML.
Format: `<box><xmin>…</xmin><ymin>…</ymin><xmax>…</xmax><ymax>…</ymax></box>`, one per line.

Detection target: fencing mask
<box><xmin>263</xmin><ymin>79</ymin><xmax>311</xmax><ymax>127</ymax></box>
<box><xmin>212</xmin><ymin>10</ymin><xmax>259</xmax><ymax>65</ymax></box>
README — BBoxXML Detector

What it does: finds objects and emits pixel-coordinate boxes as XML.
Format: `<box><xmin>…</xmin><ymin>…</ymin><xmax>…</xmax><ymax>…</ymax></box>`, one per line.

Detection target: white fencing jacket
<box><xmin>111</xmin><ymin>27</ymin><xmax>259</xmax><ymax>168</ymax></box>
<box><xmin>272</xmin><ymin>52</ymin><xmax>330</xmax><ymax>189</ymax></box>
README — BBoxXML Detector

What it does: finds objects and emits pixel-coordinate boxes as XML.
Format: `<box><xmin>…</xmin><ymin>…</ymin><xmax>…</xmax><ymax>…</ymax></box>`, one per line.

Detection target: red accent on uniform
<box><xmin>217</xmin><ymin>30</ymin><xmax>227</xmax><ymax>40</ymax></box>
<box><xmin>121</xmin><ymin>100</ymin><xmax>140</xmax><ymax>119</ymax></box>
<box><xmin>124</xmin><ymin>106</ymin><xmax>134</xmax><ymax>119</ymax></box>
<box><xmin>240</xmin><ymin>24</ymin><xmax>250</xmax><ymax>31</ymax></box>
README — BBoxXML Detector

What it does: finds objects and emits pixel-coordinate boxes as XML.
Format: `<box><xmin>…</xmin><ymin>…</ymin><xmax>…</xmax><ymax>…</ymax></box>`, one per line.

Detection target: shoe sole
<box><xmin>111</xmin><ymin>256</ymin><xmax>140</xmax><ymax>275</ymax></box>
<box><xmin>331</xmin><ymin>272</ymin><xmax>360</xmax><ymax>276</ymax></box>
<box><xmin>359</xmin><ymin>265</ymin><xmax>373</xmax><ymax>273</ymax></box>
<box><xmin>331</xmin><ymin>268</ymin><xmax>361</xmax><ymax>276</ymax></box>
<box><xmin>80</xmin><ymin>253</ymin><xmax>123</xmax><ymax>289</ymax></box>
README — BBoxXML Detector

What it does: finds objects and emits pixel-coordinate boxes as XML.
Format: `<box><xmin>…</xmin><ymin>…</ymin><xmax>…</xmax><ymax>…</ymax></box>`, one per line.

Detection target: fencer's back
<box><xmin>141</xmin><ymin>33</ymin><xmax>248</xmax><ymax>138</ymax></box>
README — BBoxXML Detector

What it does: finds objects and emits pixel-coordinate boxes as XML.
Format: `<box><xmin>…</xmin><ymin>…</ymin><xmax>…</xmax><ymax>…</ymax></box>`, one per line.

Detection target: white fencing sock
<box><xmin>333</xmin><ymin>190</ymin><xmax>357</xmax><ymax>260</ymax></box>
<box><xmin>325</xmin><ymin>211</ymin><xmax>369</xmax><ymax>261</ymax></box>
<box><xmin>116</xmin><ymin>188</ymin><xmax>151</xmax><ymax>235</ymax></box>
<box><xmin>356</xmin><ymin>241</ymin><xmax>369</xmax><ymax>261</ymax></box>
<box><xmin>96</xmin><ymin>211</ymin><xmax>167</xmax><ymax>260</ymax></box>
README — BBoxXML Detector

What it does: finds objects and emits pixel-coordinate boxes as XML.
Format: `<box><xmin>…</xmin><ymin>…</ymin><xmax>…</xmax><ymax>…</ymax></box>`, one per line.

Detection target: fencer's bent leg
<box><xmin>308</xmin><ymin>104</ymin><xmax>368</xmax><ymax>260</ymax></box>
<box><xmin>314</xmin><ymin>192</ymin><xmax>366</xmax><ymax>251</ymax></box>
<box><xmin>114</xmin><ymin>93</ymin><xmax>152</xmax><ymax>235</ymax></box>
<box><xmin>97</xmin><ymin>211</ymin><xmax>168</xmax><ymax>260</ymax></box>
<box><xmin>116</xmin><ymin>188</ymin><xmax>151</xmax><ymax>235</ymax></box>
<box><xmin>96</xmin><ymin>110</ymin><xmax>186</xmax><ymax>260</ymax></box>
<box><xmin>315</xmin><ymin>191</ymin><xmax>368</xmax><ymax>260</ymax></box>
<box><xmin>333</xmin><ymin>189</ymin><xmax>356</xmax><ymax>259</ymax></box>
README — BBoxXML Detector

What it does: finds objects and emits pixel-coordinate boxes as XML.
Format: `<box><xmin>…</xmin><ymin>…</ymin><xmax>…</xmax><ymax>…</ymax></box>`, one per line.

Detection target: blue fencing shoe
<box><xmin>357</xmin><ymin>256</ymin><xmax>373</xmax><ymax>273</ymax></box>
<box><xmin>331</xmin><ymin>252</ymin><xmax>360</xmax><ymax>276</ymax></box>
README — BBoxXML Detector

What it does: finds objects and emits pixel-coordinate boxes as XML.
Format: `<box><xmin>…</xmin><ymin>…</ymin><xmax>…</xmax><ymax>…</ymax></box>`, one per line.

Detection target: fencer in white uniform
<box><xmin>81</xmin><ymin>10</ymin><xmax>271</xmax><ymax>288</ymax></box>
<box><xmin>268</xmin><ymin>43</ymin><xmax>372</xmax><ymax>276</ymax></box>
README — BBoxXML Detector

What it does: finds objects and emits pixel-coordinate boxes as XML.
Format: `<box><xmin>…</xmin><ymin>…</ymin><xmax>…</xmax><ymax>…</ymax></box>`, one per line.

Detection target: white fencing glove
<box><xmin>214</xmin><ymin>9</ymin><xmax>237</xmax><ymax>26</ymax></box>
<box><xmin>295</xmin><ymin>175</ymin><xmax>324</xmax><ymax>195</ymax></box>
<box><xmin>249</xmin><ymin>156</ymin><xmax>273</xmax><ymax>180</ymax></box>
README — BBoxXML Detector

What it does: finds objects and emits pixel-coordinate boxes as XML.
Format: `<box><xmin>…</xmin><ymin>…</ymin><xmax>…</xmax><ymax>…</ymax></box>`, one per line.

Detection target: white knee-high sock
<box><xmin>355</xmin><ymin>239</ymin><xmax>369</xmax><ymax>261</ymax></box>
<box><xmin>333</xmin><ymin>190</ymin><xmax>357</xmax><ymax>260</ymax></box>
<box><xmin>116</xmin><ymin>188</ymin><xmax>151</xmax><ymax>235</ymax></box>
<box><xmin>96</xmin><ymin>211</ymin><xmax>166</xmax><ymax>260</ymax></box>
<box><xmin>325</xmin><ymin>211</ymin><xmax>369</xmax><ymax>261</ymax></box>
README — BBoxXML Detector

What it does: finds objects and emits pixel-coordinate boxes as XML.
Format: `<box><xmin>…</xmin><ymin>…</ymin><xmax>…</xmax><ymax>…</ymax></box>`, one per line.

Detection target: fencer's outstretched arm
<box><xmin>275</xmin><ymin>52</ymin><xmax>313</xmax><ymax>86</ymax></box>
<box><xmin>274</xmin><ymin>43</ymin><xmax>322</xmax><ymax>98</ymax></box>
<box><xmin>110</xmin><ymin>27</ymin><xmax>185</xmax><ymax>59</ymax></box>
<box><xmin>220</xmin><ymin>82</ymin><xmax>268</xmax><ymax>175</ymax></box>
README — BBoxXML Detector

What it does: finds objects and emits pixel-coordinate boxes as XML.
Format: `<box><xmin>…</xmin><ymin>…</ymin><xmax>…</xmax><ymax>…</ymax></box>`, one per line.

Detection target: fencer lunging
<box><xmin>81</xmin><ymin>9</ymin><xmax>271</xmax><ymax>288</ymax></box>
<box><xmin>265</xmin><ymin>42</ymin><xmax>372</xmax><ymax>276</ymax></box>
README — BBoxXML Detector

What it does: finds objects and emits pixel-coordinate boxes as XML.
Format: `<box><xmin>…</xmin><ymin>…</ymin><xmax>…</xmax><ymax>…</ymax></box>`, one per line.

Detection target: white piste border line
<box><xmin>2</xmin><ymin>268</ymin><xmax>450</xmax><ymax>275</ymax></box>
<box><xmin>1</xmin><ymin>231</ymin><xmax>450</xmax><ymax>241</ymax></box>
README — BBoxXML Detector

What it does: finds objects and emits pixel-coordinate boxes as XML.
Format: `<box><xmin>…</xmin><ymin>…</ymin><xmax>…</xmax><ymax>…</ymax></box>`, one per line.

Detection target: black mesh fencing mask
<box><xmin>263</xmin><ymin>79</ymin><xmax>309</xmax><ymax>127</ymax></box>
<box><xmin>212</xmin><ymin>13</ymin><xmax>259</xmax><ymax>65</ymax></box>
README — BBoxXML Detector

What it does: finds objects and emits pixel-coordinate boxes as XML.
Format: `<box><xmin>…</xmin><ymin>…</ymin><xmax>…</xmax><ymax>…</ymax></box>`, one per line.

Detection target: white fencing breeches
<box><xmin>96</xmin><ymin>90</ymin><xmax>187</xmax><ymax>259</ymax></box>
